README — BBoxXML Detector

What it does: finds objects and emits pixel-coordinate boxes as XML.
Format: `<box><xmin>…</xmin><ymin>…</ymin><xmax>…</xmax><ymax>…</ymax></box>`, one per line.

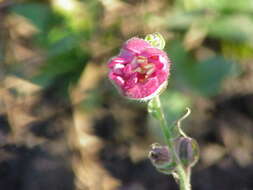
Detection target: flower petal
<box><xmin>123</xmin><ymin>37</ymin><xmax>151</xmax><ymax>54</ymax></box>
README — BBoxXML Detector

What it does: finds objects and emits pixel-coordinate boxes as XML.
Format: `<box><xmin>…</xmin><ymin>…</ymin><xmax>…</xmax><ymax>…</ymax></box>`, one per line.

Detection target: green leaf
<box><xmin>166</xmin><ymin>12</ymin><xmax>203</xmax><ymax>30</ymax></box>
<box><xmin>208</xmin><ymin>15</ymin><xmax>253</xmax><ymax>44</ymax></box>
<box><xmin>47</xmin><ymin>35</ymin><xmax>79</xmax><ymax>57</ymax></box>
<box><xmin>222</xmin><ymin>42</ymin><xmax>253</xmax><ymax>60</ymax></box>
<box><xmin>187</xmin><ymin>56</ymin><xmax>234</xmax><ymax>96</ymax></box>
<box><xmin>168</xmin><ymin>41</ymin><xmax>234</xmax><ymax>96</ymax></box>
<box><xmin>223</xmin><ymin>0</ymin><xmax>253</xmax><ymax>13</ymax></box>
<box><xmin>161</xmin><ymin>91</ymin><xmax>191</xmax><ymax>123</ymax></box>
<box><xmin>180</xmin><ymin>0</ymin><xmax>253</xmax><ymax>13</ymax></box>
<box><xmin>32</xmin><ymin>47</ymin><xmax>89</xmax><ymax>90</ymax></box>
<box><xmin>11</xmin><ymin>3</ymin><xmax>51</xmax><ymax>31</ymax></box>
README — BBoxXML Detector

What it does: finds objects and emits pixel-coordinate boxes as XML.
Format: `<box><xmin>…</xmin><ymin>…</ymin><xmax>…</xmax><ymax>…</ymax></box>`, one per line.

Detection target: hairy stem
<box><xmin>152</xmin><ymin>96</ymin><xmax>191</xmax><ymax>190</ymax></box>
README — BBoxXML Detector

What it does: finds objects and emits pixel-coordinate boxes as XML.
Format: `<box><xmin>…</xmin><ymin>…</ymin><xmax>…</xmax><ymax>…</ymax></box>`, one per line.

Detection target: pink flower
<box><xmin>108</xmin><ymin>37</ymin><xmax>171</xmax><ymax>101</ymax></box>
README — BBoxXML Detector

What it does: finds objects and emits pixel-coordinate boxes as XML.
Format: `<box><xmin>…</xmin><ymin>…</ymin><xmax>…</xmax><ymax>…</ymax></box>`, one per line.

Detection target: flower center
<box><xmin>133</xmin><ymin>56</ymin><xmax>155</xmax><ymax>83</ymax></box>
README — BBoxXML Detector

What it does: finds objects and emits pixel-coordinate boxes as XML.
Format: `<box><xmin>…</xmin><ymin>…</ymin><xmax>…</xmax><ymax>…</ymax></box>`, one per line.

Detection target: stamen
<box><xmin>134</xmin><ymin>67</ymin><xmax>142</xmax><ymax>73</ymax></box>
<box><xmin>146</xmin><ymin>67</ymin><xmax>155</xmax><ymax>75</ymax></box>
<box><xmin>114</xmin><ymin>58</ymin><xmax>126</xmax><ymax>63</ymax></box>
<box><xmin>114</xmin><ymin>63</ymin><xmax>125</xmax><ymax>69</ymax></box>
<box><xmin>143</xmin><ymin>64</ymin><xmax>153</xmax><ymax>69</ymax></box>
<box><xmin>137</xmin><ymin>56</ymin><xmax>147</xmax><ymax>64</ymax></box>
<box><xmin>137</xmin><ymin>59</ymin><xmax>146</xmax><ymax>63</ymax></box>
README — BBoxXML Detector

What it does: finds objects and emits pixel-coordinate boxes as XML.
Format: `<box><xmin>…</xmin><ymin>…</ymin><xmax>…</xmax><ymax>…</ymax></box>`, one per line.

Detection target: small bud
<box><xmin>149</xmin><ymin>143</ymin><xmax>176</xmax><ymax>174</ymax></box>
<box><xmin>145</xmin><ymin>32</ymin><xmax>166</xmax><ymax>50</ymax></box>
<box><xmin>175</xmin><ymin>137</ymin><xmax>199</xmax><ymax>168</ymax></box>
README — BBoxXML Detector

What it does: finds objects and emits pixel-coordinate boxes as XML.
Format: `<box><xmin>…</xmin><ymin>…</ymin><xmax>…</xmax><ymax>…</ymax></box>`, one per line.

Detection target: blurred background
<box><xmin>1</xmin><ymin>0</ymin><xmax>253</xmax><ymax>189</ymax></box>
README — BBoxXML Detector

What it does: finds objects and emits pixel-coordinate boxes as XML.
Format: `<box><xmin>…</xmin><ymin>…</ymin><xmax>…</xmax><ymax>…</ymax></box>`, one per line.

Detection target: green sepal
<box><xmin>156</xmin><ymin>161</ymin><xmax>177</xmax><ymax>175</ymax></box>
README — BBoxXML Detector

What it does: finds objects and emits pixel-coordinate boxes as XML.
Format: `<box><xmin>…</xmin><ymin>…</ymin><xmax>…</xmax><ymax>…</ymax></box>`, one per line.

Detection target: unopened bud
<box><xmin>175</xmin><ymin>137</ymin><xmax>199</xmax><ymax>168</ymax></box>
<box><xmin>149</xmin><ymin>143</ymin><xmax>176</xmax><ymax>174</ymax></box>
<box><xmin>145</xmin><ymin>32</ymin><xmax>166</xmax><ymax>50</ymax></box>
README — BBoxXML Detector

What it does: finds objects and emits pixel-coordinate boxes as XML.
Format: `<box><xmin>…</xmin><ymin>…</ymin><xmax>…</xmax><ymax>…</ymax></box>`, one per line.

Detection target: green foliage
<box><xmin>181</xmin><ymin>0</ymin><xmax>253</xmax><ymax>13</ymax></box>
<box><xmin>10</xmin><ymin>2</ymin><xmax>98</xmax><ymax>97</ymax></box>
<box><xmin>168</xmin><ymin>41</ymin><xmax>235</xmax><ymax>96</ymax></box>
<box><xmin>208</xmin><ymin>15</ymin><xmax>253</xmax><ymax>43</ymax></box>
<box><xmin>166</xmin><ymin>0</ymin><xmax>253</xmax><ymax>47</ymax></box>
<box><xmin>183</xmin><ymin>56</ymin><xmax>233</xmax><ymax>96</ymax></box>
<box><xmin>11</xmin><ymin>3</ymin><xmax>52</xmax><ymax>32</ymax></box>
<box><xmin>161</xmin><ymin>90</ymin><xmax>191</xmax><ymax>124</ymax></box>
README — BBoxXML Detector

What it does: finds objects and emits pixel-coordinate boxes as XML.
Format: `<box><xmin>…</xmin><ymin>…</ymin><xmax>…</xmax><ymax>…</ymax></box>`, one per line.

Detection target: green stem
<box><xmin>152</xmin><ymin>96</ymin><xmax>191</xmax><ymax>190</ymax></box>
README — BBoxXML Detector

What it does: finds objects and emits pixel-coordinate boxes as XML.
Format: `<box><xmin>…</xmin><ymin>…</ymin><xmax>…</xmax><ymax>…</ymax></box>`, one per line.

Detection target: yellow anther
<box><xmin>134</xmin><ymin>67</ymin><xmax>142</xmax><ymax>73</ymax></box>
<box><xmin>143</xmin><ymin>64</ymin><xmax>153</xmax><ymax>69</ymax></box>
<box><xmin>137</xmin><ymin>56</ymin><xmax>148</xmax><ymax>64</ymax></box>
<box><xmin>146</xmin><ymin>68</ymin><xmax>155</xmax><ymax>75</ymax></box>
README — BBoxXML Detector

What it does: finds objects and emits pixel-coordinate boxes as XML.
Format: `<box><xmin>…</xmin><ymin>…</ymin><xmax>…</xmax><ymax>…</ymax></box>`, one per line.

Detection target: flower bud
<box><xmin>144</xmin><ymin>32</ymin><xmax>166</xmax><ymax>50</ymax></box>
<box><xmin>149</xmin><ymin>143</ymin><xmax>176</xmax><ymax>174</ymax></box>
<box><xmin>175</xmin><ymin>137</ymin><xmax>199</xmax><ymax>168</ymax></box>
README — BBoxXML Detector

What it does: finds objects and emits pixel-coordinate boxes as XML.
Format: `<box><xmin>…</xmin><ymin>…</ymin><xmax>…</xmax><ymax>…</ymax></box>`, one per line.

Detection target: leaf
<box><xmin>167</xmin><ymin>12</ymin><xmax>201</xmax><ymax>30</ymax></box>
<box><xmin>221</xmin><ymin>0</ymin><xmax>253</xmax><ymax>13</ymax></box>
<box><xmin>188</xmin><ymin>56</ymin><xmax>234</xmax><ymax>96</ymax></box>
<box><xmin>222</xmin><ymin>42</ymin><xmax>253</xmax><ymax>61</ymax></box>
<box><xmin>147</xmin><ymin>90</ymin><xmax>192</xmax><ymax>140</ymax></box>
<box><xmin>47</xmin><ymin>35</ymin><xmax>79</xmax><ymax>57</ymax></box>
<box><xmin>11</xmin><ymin>3</ymin><xmax>52</xmax><ymax>31</ymax></box>
<box><xmin>180</xmin><ymin>0</ymin><xmax>253</xmax><ymax>13</ymax></box>
<box><xmin>208</xmin><ymin>15</ymin><xmax>253</xmax><ymax>44</ymax></box>
<box><xmin>160</xmin><ymin>90</ymin><xmax>192</xmax><ymax>125</ymax></box>
<box><xmin>168</xmin><ymin>41</ymin><xmax>235</xmax><ymax>96</ymax></box>
<box><xmin>32</xmin><ymin>47</ymin><xmax>89</xmax><ymax>90</ymax></box>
